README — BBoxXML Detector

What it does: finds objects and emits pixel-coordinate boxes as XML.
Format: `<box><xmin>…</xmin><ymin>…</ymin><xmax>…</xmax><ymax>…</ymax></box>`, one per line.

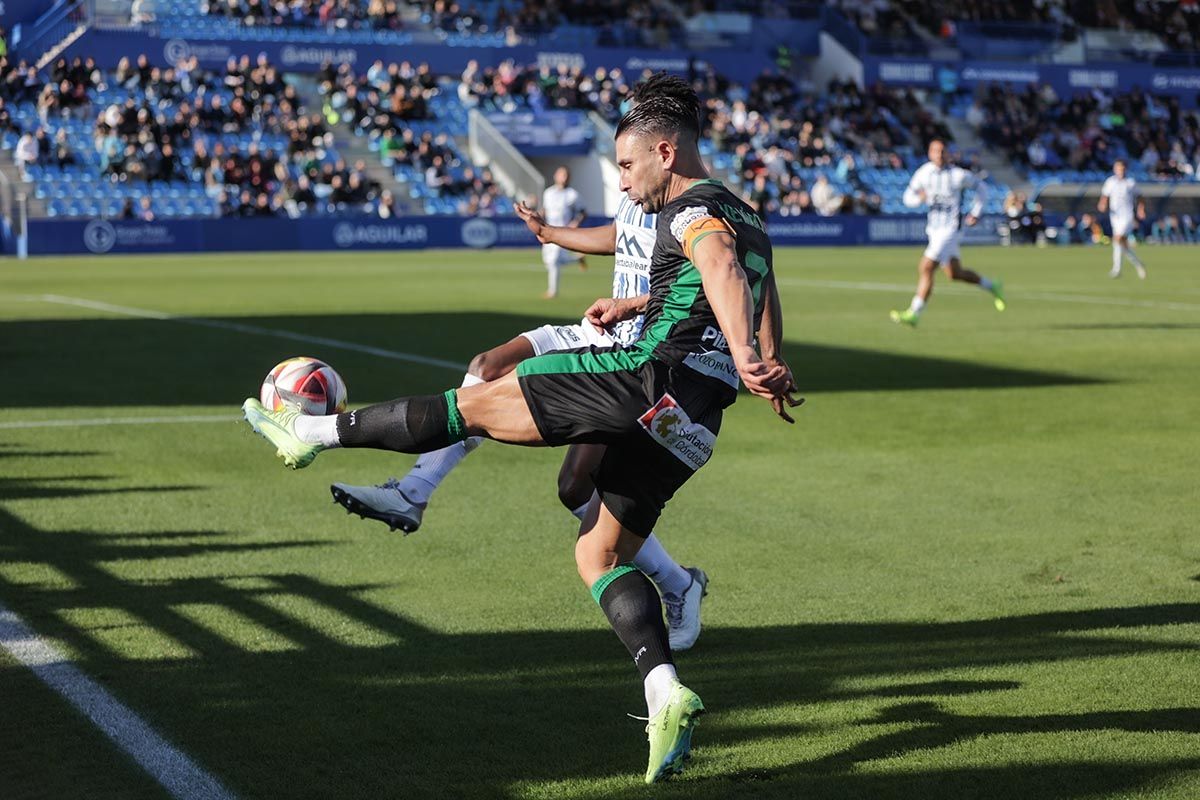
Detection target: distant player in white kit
<box><xmin>1098</xmin><ymin>159</ymin><xmax>1147</xmax><ymax>279</ymax></box>
<box><xmin>891</xmin><ymin>139</ymin><xmax>1006</xmax><ymax>327</ymax></box>
<box><xmin>541</xmin><ymin>166</ymin><xmax>587</xmax><ymax>298</ymax></box>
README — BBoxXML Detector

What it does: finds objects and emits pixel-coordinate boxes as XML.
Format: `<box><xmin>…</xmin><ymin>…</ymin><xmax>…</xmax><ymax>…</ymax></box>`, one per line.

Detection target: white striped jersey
<box><xmin>1101</xmin><ymin>175</ymin><xmax>1138</xmax><ymax>220</ymax></box>
<box><xmin>903</xmin><ymin>162</ymin><xmax>986</xmax><ymax>236</ymax></box>
<box><xmin>611</xmin><ymin>194</ymin><xmax>656</xmax><ymax>346</ymax></box>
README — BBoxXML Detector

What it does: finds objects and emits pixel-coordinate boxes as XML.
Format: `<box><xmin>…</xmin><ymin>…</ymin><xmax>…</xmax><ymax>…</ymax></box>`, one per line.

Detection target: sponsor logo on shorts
<box><xmin>637</xmin><ymin>394</ymin><xmax>716</xmax><ymax>471</ymax></box>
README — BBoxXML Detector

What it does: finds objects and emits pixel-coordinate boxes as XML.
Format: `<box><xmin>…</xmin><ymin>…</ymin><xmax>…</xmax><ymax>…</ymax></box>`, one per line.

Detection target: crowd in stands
<box><xmin>1068</xmin><ymin>0</ymin><xmax>1200</xmax><ymax>51</ymax></box>
<box><xmin>834</xmin><ymin>0</ymin><xmax>920</xmax><ymax>40</ymax></box>
<box><xmin>711</xmin><ymin>76</ymin><xmax>950</xmax><ymax>217</ymax></box>
<box><xmin>456</xmin><ymin>58</ymin><xmax>630</xmax><ymax>120</ymax></box>
<box><xmin>964</xmin><ymin>83</ymin><xmax>1200</xmax><ymax>179</ymax></box>
<box><xmin>3</xmin><ymin>50</ymin><xmax>408</xmax><ymax>218</ymax></box>
<box><xmin>203</xmin><ymin>0</ymin><xmax>405</xmax><ymax>31</ymax></box>
<box><xmin>318</xmin><ymin>59</ymin><xmax>510</xmax><ymax>215</ymax></box>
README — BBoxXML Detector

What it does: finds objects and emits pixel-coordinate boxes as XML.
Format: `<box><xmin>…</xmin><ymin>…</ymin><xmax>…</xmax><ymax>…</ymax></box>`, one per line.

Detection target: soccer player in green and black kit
<box><xmin>241</xmin><ymin>85</ymin><xmax>801</xmax><ymax>783</ymax></box>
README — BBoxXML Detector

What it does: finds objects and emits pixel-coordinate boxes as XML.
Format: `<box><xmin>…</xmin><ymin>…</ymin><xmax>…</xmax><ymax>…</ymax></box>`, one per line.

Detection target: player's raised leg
<box><xmin>945</xmin><ymin>256</ymin><xmax>1005</xmax><ymax>310</ymax></box>
<box><xmin>576</xmin><ymin>496</ymin><xmax>704</xmax><ymax>783</ymax></box>
<box><xmin>330</xmin><ymin>335</ymin><xmax>535</xmax><ymax>531</ymax></box>
<box><xmin>242</xmin><ymin>367</ymin><xmax>544</xmax><ymax>470</ymax></box>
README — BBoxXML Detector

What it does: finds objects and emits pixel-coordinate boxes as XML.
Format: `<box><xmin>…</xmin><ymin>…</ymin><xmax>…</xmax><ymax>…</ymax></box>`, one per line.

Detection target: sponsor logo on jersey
<box><xmin>616</xmin><ymin>231</ymin><xmax>648</xmax><ymax>259</ymax></box>
<box><xmin>682</xmin><ymin>351</ymin><xmax>739</xmax><ymax>389</ymax></box>
<box><xmin>637</xmin><ymin>394</ymin><xmax>716</xmax><ymax>471</ymax></box>
<box><xmin>669</xmin><ymin>206</ymin><xmax>711</xmax><ymax>243</ymax></box>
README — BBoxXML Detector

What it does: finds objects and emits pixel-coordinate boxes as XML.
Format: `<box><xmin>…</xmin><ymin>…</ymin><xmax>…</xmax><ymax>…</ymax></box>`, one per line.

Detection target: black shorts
<box><xmin>516</xmin><ymin>346</ymin><xmax>727</xmax><ymax>536</ymax></box>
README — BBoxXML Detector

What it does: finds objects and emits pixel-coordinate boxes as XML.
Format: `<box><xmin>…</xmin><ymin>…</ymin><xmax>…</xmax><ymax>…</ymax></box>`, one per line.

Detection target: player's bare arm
<box><xmin>517</xmin><ymin>202</ymin><xmax>616</xmax><ymax>253</ymax></box>
<box><xmin>755</xmin><ymin>271</ymin><xmax>803</xmax><ymax>423</ymax></box>
<box><xmin>689</xmin><ymin>229</ymin><xmax>790</xmax><ymax>403</ymax></box>
<box><xmin>1098</xmin><ymin>195</ymin><xmax>1109</xmax><ymax>214</ymax></box>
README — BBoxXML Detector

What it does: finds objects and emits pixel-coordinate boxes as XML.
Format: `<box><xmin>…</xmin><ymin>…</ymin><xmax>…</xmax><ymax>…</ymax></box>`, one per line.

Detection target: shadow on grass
<box><xmin>2</xmin><ymin>312</ymin><xmax>1101</xmax><ymax>409</ymax></box>
<box><xmin>1</xmin><ymin>476</ymin><xmax>1195</xmax><ymax>799</ymax></box>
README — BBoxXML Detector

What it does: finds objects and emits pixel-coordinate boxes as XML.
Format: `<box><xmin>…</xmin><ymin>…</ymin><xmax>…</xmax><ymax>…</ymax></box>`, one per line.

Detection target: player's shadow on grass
<box><xmin>3</xmin><ymin>312</ymin><xmax>1100</xmax><ymax>409</ymax></box>
<box><xmin>2</xmin><ymin>474</ymin><xmax>1197</xmax><ymax>799</ymax></box>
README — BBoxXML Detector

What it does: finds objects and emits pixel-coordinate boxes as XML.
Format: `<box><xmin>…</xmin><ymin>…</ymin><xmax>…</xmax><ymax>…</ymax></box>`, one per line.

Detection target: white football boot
<box><xmin>330</xmin><ymin>478</ymin><xmax>426</xmax><ymax>534</ymax></box>
<box><xmin>663</xmin><ymin>567</ymin><xmax>709</xmax><ymax>651</ymax></box>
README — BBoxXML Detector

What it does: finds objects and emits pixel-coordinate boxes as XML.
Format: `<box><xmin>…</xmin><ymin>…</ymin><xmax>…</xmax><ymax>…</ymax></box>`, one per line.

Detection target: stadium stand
<box><xmin>957</xmin><ymin>84</ymin><xmax>1200</xmax><ymax>184</ymax></box>
<box><xmin>317</xmin><ymin>59</ymin><xmax>514</xmax><ymax>215</ymax></box>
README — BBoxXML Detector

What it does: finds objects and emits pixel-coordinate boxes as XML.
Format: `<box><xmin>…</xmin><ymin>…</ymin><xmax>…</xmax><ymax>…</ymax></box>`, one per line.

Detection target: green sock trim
<box><xmin>590</xmin><ymin>564</ymin><xmax>639</xmax><ymax>605</ymax></box>
<box><xmin>444</xmin><ymin>389</ymin><xmax>465</xmax><ymax>442</ymax></box>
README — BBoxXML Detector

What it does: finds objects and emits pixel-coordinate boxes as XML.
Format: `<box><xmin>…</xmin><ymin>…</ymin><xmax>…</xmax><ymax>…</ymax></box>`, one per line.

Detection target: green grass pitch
<box><xmin>0</xmin><ymin>245</ymin><xmax>1198</xmax><ymax>799</ymax></box>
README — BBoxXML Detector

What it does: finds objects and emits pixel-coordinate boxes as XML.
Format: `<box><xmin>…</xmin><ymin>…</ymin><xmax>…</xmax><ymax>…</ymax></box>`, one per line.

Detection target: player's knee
<box><xmin>574</xmin><ymin>535</ymin><xmax>616</xmax><ymax>586</ymax></box>
<box><xmin>557</xmin><ymin>468</ymin><xmax>593</xmax><ymax>512</ymax></box>
<box><xmin>467</xmin><ymin>350</ymin><xmax>508</xmax><ymax>383</ymax></box>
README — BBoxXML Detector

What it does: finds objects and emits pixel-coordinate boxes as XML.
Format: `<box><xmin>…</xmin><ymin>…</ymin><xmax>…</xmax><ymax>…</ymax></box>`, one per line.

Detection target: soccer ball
<box><xmin>260</xmin><ymin>357</ymin><xmax>347</xmax><ymax>415</ymax></box>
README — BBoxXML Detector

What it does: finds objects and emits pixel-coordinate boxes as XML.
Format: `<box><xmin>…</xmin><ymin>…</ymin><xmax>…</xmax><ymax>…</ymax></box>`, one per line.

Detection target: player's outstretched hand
<box><xmin>516</xmin><ymin>202</ymin><xmax>551</xmax><ymax>243</ymax></box>
<box><xmin>764</xmin><ymin>356</ymin><xmax>804</xmax><ymax>423</ymax></box>
<box><xmin>964</xmin><ymin>214</ymin><xmax>978</xmax><ymax>227</ymax></box>
<box><xmin>735</xmin><ymin>347</ymin><xmax>804</xmax><ymax>424</ymax></box>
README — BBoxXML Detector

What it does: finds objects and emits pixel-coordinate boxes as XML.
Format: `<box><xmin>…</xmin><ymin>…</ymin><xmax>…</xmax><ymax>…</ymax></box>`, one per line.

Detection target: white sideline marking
<box><xmin>38</xmin><ymin>294</ymin><xmax>468</xmax><ymax>371</ymax></box>
<box><xmin>777</xmin><ymin>278</ymin><xmax>1200</xmax><ymax>311</ymax></box>
<box><xmin>0</xmin><ymin>602</ymin><xmax>237</xmax><ymax>800</ymax></box>
<box><xmin>0</xmin><ymin>415</ymin><xmax>234</xmax><ymax>430</ymax></box>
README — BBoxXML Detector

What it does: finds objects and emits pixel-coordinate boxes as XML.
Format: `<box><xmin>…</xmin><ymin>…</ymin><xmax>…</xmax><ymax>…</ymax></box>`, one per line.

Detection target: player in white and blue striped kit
<box><xmin>891</xmin><ymin>139</ymin><xmax>1007</xmax><ymax>327</ymax></box>
<box><xmin>328</xmin><ymin>190</ymin><xmax>709</xmax><ymax>650</ymax></box>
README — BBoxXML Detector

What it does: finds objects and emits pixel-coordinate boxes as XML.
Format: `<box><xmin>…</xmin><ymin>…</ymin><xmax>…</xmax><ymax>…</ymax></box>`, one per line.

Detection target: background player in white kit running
<box><xmin>1098</xmin><ymin>159</ymin><xmax>1148</xmax><ymax>279</ymax></box>
<box><xmin>541</xmin><ymin>166</ymin><xmax>588</xmax><ymax>298</ymax></box>
<box><xmin>891</xmin><ymin>139</ymin><xmax>1006</xmax><ymax>327</ymax></box>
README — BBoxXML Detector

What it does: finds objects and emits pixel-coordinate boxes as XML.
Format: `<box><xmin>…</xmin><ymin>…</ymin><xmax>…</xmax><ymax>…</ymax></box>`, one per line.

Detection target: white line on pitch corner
<box><xmin>0</xmin><ymin>602</ymin><xmax>237</xmax><ymax>800</ymax></box>
<box><xmin>776</xmin><ymin>278</ymin><xmax>1200</xmax><ymax>311</ymax></box>
<box><xmin>0</xmin><ymin>415</ymin><xmax>235</xmax><ymax>430</ymax></box>
<box><xmin>37</xmin><ymin>295</ymin><xmax>468</xmax><ymax>371</ymax></box>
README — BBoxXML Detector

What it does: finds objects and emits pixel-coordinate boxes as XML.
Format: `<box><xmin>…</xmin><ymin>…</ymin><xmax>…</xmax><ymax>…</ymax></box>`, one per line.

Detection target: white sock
<box><xmin>546</xmin><ymin>263</ymin><xmax>559</xmax><ymax>296</ymax></box>
<box><xmin>909</xmin><ymin>295</ymin><xmax>926</xmax><ymax>314</ymax></box>
<box><xmin>979</xmin><ymin>277</ymin><xmax>994</xmax><ymax>291</ymax></box>
<box><xmin>644</xmin><ymin>663</ymin><xmax>678</xmax><ymax>717</ymax></box>
<box><xmin>1112</xmin><ymin>244</ymin><xmax>1123</xmax><ymax>274</ymax></box>
<box><xmin>633</xmin><ymin>534</ymin><xmax>691</xmax><ymax>597</ymax></box>
<box><xmin>293</xmin><ymin>414</ymin><xmax>342</xmax><ymax>447</ymax></box>
<box><xmin>401</xmin><ymin>373</ymin><xmax>484</xmax><ymax>504</ymax></box>
<box><xmin>1124</xmin><ymin>245</ymin><xmax>1145</xmax><ymax>269</ymax></box>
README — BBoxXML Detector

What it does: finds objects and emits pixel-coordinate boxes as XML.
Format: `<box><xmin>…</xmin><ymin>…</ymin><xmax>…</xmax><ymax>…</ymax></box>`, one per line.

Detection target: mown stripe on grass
<box><xmin>37</xmin><ymin>294</ymin><xmax>468</xmax><ymax>371</ymax></box>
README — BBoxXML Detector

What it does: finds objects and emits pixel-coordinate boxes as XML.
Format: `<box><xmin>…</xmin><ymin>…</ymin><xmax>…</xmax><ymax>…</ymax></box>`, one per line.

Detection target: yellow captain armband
<box><xmin>680</xmin><ymin>216</ymin><xmax>735</xmax><ymax>261</ymax></box>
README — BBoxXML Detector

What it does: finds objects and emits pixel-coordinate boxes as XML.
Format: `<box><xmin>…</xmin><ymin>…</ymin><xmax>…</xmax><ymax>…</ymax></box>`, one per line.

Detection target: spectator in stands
<box><xmin>779</xmin><ymin>189</ymin><xmax>815</xmax><ymax>216</ymax></box>
<box><xmin>811</xmin><ymin>174</ymin><xmax>843</xmax><ymax>216</ymax></box>
<box><xmin>54</xmin><ymin>130</ymin><xmax>76</xmax><ymax>169</ymax></box>
<box><xmin>14</xmin><ymin>128</ymin><xmax>39</xmax><ymax>176</ymax></box>
<box><xmin>138</xmin><ymin>195</ymin><xmax>155</xmax><ymax>222</ymax></box>
<box><xmin>131</xmin><ymin>0</ymin><xmax>156</xmax><ymax>24</ymax></box>
<box><xmin>119</xmin><ymin>198</ymin><xmax>135</xmax><ymax>219</ymax></box>
<box><xmin>378</xmin><ymin>189</ymin><xmax>398</xmax><ymax>218</ymax></box>
<box><xmin>747</xmin><ymin>173</ymin><xmax>773</xmax><ymax>222</ymax></box>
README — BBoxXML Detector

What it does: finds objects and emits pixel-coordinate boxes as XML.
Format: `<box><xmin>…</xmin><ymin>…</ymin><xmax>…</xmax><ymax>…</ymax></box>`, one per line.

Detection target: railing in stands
<box><xmin>12</xmin><ymin>0</ymin><xmax>88</xmax><ymax>62</ymax></box>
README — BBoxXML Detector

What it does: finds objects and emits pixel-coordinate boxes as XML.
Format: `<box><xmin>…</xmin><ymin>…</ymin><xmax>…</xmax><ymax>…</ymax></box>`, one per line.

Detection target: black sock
<box><xmin>335</xmin><ymin>390</ymin><xmax>465</xmax><ymax>453</ymax></box>
<box><xmin>593</xmin><ymin>565</ymin><xmax>673</xmax><ymax>680</ymax></box>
